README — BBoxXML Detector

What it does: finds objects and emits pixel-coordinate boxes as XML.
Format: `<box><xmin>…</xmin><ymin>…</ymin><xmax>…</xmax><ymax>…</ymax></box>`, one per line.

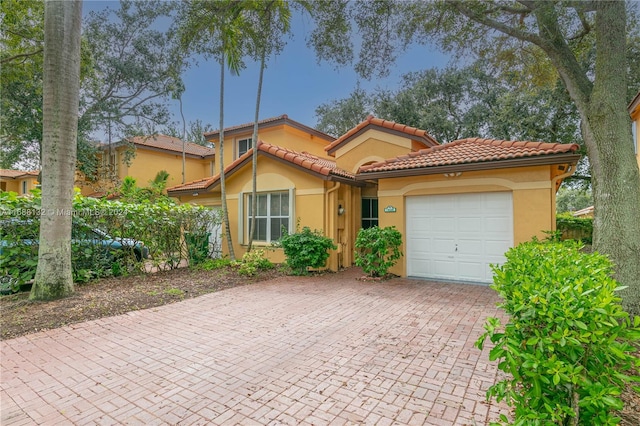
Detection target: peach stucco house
<box><xmin>168</xmin><ymin>114</ymin><xmax>580</xmax><ymax>283</ymax></box>
<box><xmin>0</xmin><ymin>169</ymin><xmax>39</xmax><ymax>195</ymax></box>
<box><xmin>630</xmin><ymin>91</ymin><xmax>640</xmax><ymax>170</ymax></box>
<box><xmin>76</xmin><ymin>134</ymin><xmax>215</xmax><ymax>196</ymax></box>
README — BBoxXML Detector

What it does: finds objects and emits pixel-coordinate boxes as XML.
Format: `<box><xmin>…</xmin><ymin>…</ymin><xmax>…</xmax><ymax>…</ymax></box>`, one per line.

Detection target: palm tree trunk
<box><xmin>31</xmin><ymin>0</ymin><xmax>83</xmax><ymax>300</ymax></box>
<box><xmin>218</xmin><ymin>52</ymin><xmax>235</xmax><ymax>260</ymax></box>
<box><xmin>247</xmin><ymin>47</ymin><xmax>266</xmax><ymax>252</ymax></box>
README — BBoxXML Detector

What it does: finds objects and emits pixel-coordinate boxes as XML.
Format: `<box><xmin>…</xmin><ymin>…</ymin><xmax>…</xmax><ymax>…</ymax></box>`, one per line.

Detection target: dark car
<box><xmin>0</xmin><ymin>218</ymin><xmax>148</xmax><ymax>294</ymax></box>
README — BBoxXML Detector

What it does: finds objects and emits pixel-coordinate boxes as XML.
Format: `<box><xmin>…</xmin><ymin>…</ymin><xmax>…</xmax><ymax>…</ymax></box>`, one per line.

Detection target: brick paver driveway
<box><xmin>1</xmin><ymin>268</ymin><xmax>508</xmax><ymax>425</ymax></box>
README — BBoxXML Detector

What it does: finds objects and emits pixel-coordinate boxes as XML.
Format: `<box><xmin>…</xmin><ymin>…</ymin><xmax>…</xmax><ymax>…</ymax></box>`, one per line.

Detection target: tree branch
<box><xmin>450</xmin><ymin>1</ymin><xmax>544</xmax><ymax>47</ymax></box>
<box><xmin>1</xmin><ymin>49</ymin><xmax>43</xmax><ymax>64</ymax></box>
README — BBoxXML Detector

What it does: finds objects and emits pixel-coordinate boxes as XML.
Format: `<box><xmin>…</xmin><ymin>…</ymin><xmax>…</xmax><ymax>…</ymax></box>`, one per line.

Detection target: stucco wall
<box><xmin>127</xmin><ymin>148</ymin><xmax>213</xmax><ymax>188</ymax></box>
<box><xmin>632</xmin><ymin>106</ymin><xmax>640</xmax><ymax>170</ymax></box>
<box><xmin>181</xmin><ymin>156</ymin><xmax>330</xmax><ymax>265</ymax></box>
<box><xmin>0</xmin><ymin>176</ymin><xmax>38</xmax><ymax>195</ymax></box>
<box><xmin>214</xmin><ymin>124</ymin><xmax>332</xmax><ymax>170</ymax></box>
<box><xmin>333</xmin><ymin>131</ymin><xmax>419</xmax><ymax>173</ymax></box>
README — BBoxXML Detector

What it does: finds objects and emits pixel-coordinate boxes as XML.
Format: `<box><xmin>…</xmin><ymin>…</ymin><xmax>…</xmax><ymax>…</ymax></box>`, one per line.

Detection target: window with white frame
<box><xmin>245</xmin><ymin>191</ymin><xmax>290</xmax><ymax>242</ymax></box>
<box><xmin>21</xmin><ymin>180</ymin><xmax>27</xmax><ymax>194</ymax></box>
<box><xmin>238</xmin><ymin>137</ymin><xmax>253</xmax><ymax>157</ymax></box>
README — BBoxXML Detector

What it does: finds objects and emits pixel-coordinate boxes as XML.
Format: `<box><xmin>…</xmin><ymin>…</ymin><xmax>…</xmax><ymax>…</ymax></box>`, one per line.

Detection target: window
<box><xmin>238</xmin><ymin>138</ymin><xmax>253</xmax><ymax>157</ymax></box>
<box><xmin>361</xmin><ymin>198</ymin><xmax>379</xmax><ymax>229</ymax></box>
<box><xmin>246</xmin><ymin>191</ymin><xmax>289</xmax><ymax>242</ymax></box>
<box><xmin>21</xmin><ymin>180</ymin><xmax>27</xmax><ymax>194</ymax></box>
<box><xmin>633</xmin><ymin>121</ymin><xmax>637</xmax><ymax>154</ymax></box>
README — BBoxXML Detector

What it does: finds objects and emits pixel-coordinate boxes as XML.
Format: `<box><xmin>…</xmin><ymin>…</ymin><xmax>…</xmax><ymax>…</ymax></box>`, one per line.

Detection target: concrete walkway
<box><xmin>1</xmin><ymin>268</ymin><xmax>508</xmax><ymax>425</ymax></box>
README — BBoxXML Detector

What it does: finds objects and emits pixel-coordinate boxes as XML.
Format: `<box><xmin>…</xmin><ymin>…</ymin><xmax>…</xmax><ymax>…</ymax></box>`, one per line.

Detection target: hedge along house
<box><xmin>168</xmin><ymin>115</ymin><xmax>581</xmax><ymax>283</ymax></box>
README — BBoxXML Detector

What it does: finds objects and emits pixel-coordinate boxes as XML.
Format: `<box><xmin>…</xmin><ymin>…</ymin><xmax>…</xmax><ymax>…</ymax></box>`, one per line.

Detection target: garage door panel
<box><xmin>485</xmin><ymin>217</ymin><xmax>510</xmax><ymax>232</ymax></box>
<box><xmin>458</xmin><ymin>239</ymin><xmax>483</xmax><ymax>254</ymax></box>
<box><xmin>432</xmin><ymin>259</ymin><xmax>457</xmax><ymax>277</ymax></box>
<box><xmin>458</xmin><ymin>261</ymin><xmax>485</xmax><ymax>281</ymax></box>
<box><xmin>406</xmin><ymin>192</ymin><xmax>513</xmax><ymax>284</ymax></box>
<box><xmin>458</xmin><ymin>217</ymin><xmax>482</xmax><ymax>233</ymax></box>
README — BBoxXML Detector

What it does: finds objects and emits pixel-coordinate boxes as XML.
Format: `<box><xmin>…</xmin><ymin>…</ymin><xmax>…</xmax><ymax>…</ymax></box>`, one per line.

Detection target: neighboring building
<box><xmin>572</xmin><ymin>206</ymin><xmax>594</xmax><ymax>218</ymax></box>
<box><xmin>76</xmin><ymin>134</ymin><xmax>215</xmax><ymax>196</ymax></box>
<box><xmin>0</xmin><ymin>169</ymin><xmax>39</xmax><ymax>195</ymax></box>
<box><xmin>168</xmin><ymin>115</ymin><xmax>580</xmax><ymax>283</ymax></box>
<box><xmin>629</xmin><ymin>90</ymin><xmax>640</xmax><ymax>170</ymax></box>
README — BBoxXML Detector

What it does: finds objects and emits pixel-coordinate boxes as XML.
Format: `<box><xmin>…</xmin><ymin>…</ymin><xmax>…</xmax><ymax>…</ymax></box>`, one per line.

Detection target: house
<box><xmin>168</xmin><ymin>114</ymin><xmax>580</xmax><ymax>283</ymax></box>
<box><xmin>630</xmin><ymin>90</ymin><xmax>640</xmax><ymax>170</ymax></box>
<box><xmin>0</xmin><ymin>169</ymin><xmax>39</xmax><ymax>195</ymax></box>
<box><xmin>572</xmin><ymin>205</ymin><xmax>594</xmax><ymax>218</ymax></box>
<box><xmin>76</xmin><ymin>134</ymin><xmax>216</xmax><ymax>196</ymax></box>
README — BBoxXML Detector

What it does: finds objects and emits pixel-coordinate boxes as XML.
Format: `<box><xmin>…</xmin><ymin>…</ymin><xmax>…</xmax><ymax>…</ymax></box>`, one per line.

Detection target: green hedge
<box><xmin>476</xmin><ymin>241</ymin><xmax>640</xmax><ymax>425</ymax></box>
<box><xmin>556</xmin><ymin>212</ymin><xmax>593</xmax><ymax>244</ymax></box>
<box><xmin>1</xmin><ymin>189</ymin><xmax>218</xmax><ymax>292</ymax></box>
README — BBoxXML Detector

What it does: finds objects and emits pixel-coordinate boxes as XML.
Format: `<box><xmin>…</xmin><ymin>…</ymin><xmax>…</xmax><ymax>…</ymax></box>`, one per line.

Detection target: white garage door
<box><xmin>406</xmin><ymin>192</ymin><xmax>513</xmax><ymax>284</ymax></box>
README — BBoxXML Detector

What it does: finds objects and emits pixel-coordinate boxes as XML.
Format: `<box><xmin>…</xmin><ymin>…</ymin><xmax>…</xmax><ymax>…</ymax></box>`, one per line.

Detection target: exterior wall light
<box><xmin>338</xmin><ymin>204</ymin><xmax>345</xmax><ymax>215</ymax></box>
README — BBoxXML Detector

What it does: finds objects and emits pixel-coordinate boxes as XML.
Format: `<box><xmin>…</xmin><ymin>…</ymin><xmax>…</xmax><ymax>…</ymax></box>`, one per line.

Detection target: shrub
<box><xmin>275</xmin><ymin>226</ymin><xmax>336</xmax><ymax>275</ymax></box>
<box><xmin>233</xmin><ymin>249</ymin><xmax>274</xmax><ymax>276</ymax></box>
<box><xmin>354</xmin><ymin>226</ymin><xmax>403</xmax><ymax>277</ymax></box>
<box><xmin>193</xmin><ymin>258</ymin><xmax>233</xmax><ymax>271</ymax></box>
<box><xmin>0</xmin><ymin>189</ymin><xmax>218</xmax><ymax>289</ymax></box>
<box><xmin>476</xmin><ymin>241</ymin><xmax>640</xmax><ymax>425</ymax></box>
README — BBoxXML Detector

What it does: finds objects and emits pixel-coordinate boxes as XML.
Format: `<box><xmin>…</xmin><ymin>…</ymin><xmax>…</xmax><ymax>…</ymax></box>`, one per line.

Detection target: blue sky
<box><xmin>84</xmin><ymin>0</ymin><xmax>451</xmax><ymax>133</ymax></box>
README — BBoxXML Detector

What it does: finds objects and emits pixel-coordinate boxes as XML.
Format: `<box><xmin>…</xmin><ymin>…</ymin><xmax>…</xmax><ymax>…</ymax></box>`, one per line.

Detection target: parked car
<box><xmin>0</xmin><ymin>218</ymin><xmax>148</xmax><ymax>294</ymax></box>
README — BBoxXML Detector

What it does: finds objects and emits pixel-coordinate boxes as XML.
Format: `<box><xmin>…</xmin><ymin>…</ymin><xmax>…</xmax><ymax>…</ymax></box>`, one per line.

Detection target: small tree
<box><xmin>354</xmin><ymin>226</ymin><xmax>403</xmax><ymax>278</ymax></box>
<box><xmin>276</xmin><ymin>226</ymin><xmax>336</xmax><ymax>275</ymax></box>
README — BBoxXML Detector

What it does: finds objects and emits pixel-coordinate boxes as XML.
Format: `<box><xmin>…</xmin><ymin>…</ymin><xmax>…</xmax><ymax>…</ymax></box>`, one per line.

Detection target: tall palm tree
<box><xmin>31</xmin><ymin>0</ymin><xmax>83</xmax><ymax>300</ymax></box>
<box><xmin>247</xmin><ymin>1</ymin><xmax>293</xmax><ymax>251</ymax></box>
<box><xmin>174</xmin><ymin>0</ymin><xmax>247</xmax><ymax>260</ymax></box>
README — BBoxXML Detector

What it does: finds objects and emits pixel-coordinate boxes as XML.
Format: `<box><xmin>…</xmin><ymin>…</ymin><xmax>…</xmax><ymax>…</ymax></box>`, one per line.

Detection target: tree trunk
<box><xmin>218</xmin><ymin>53</ymin><xmax>235</xmax><ymax>261</ymax></box>
<box><xmin>30</xmin><ymin>0</ymin><xmax>83</xmax><ymax>300</ymax></box>
<box><xmin>530</xmin><ymin>1</ymin><xmax>640</xmax><ymax>315</ymax></box>
<box><xmin>587</xmin><ymin>1</ymin><xmax>640</xmax><ymax>315</ymax></box>
<box><xmin>247</xmin><ymin>48</ymin><xmax>266</xmax><ymax>252</ymax></box>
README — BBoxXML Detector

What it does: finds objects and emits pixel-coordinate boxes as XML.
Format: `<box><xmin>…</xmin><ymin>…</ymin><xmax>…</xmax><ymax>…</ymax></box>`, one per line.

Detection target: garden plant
<box><xmin>476</xmin><ymin>240</ymin><xmax>640</xmax><ymax>425</ymax></box>
<box><xmin>354</xmin><ymin>226</ymin><xmax>403</xmax><ymax>278</ymax></box>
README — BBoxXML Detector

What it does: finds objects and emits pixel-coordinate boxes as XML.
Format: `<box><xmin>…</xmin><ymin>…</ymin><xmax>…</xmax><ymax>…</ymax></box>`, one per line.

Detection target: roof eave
<box><xmin>628</xmin><ymin>91</ymin><xmax>640</xmax><ymax>113</ymax></box>
<box><xmin>205</xmin><ymin>117</ymin><xmax>335</xmax><ymax>143</ymax></box>
<box><xmin>356</xmin><ymin>153</ymin><xmax>582</xmax><ymax>180</ymax></box>
<box><xmin>326</xmin><ymin>124</ymin><xmax>437</xmax><ymax>154</ymax></box>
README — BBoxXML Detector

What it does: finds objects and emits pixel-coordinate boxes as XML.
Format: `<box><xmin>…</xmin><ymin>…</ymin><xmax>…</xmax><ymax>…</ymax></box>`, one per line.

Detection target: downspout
<box><xmin>325</xmin><ymin>181</ymin><xmax>341</xmax><ymax>271</ymax></box>
<box><xmin>550</xmin><ymin>164</ymin><xmax>576</xmax><ymax>231</ymax></box>
<box><xmin>325</xmin><ymin>181</ymin><xmax>341</xmax><ymax>237</ymax></box>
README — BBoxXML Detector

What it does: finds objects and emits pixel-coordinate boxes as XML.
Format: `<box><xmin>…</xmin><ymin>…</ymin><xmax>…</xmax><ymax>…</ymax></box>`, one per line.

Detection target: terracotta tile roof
<box><xmin>167</xmin><ymin>141</ymin><xmax>356</xmax><ymax>195</ymax></box>
<box><xmin>0</xmin><ymin>169</ymin><xmax>39</xmax><ymax>179</ymax></box>
<box><xmin>572</xmin><ymin>205</ymin><xmax>594</xmax><ymax>217</ymax></box>
<box><xmin>325</xmin><ymin>115</ymin><xmax>439</xmax><ymax>154</ymax></box>
<box><xmin>127</xmin><ymin>134</ymin><xmax>215</xmax><ymax>158</ymax></box>
<box><xmin>204</xmin><ymin>114</ymin><xmax>335</xmax><ymax>142</ymax></box>
<box><xmin>166</xmin><ymin>176</ymin><xmax>217</xmax><ymax>193</ymax></box>
<box><xmin>258</xmin><ymin>141</ymin><xmax>355</xmax><ymax>179</ymax></box>
<box><xmin>359</xmin><ymin>138</ymin><xmax>581</xmax><ymax>175</ymax></box>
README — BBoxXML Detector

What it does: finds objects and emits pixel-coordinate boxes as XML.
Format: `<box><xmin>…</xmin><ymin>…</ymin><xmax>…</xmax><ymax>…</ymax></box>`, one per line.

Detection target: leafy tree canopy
<box><xmin>1</xmin><ymin>0</ymin><xmax>187</xmax><ymax>178</ymax></box>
